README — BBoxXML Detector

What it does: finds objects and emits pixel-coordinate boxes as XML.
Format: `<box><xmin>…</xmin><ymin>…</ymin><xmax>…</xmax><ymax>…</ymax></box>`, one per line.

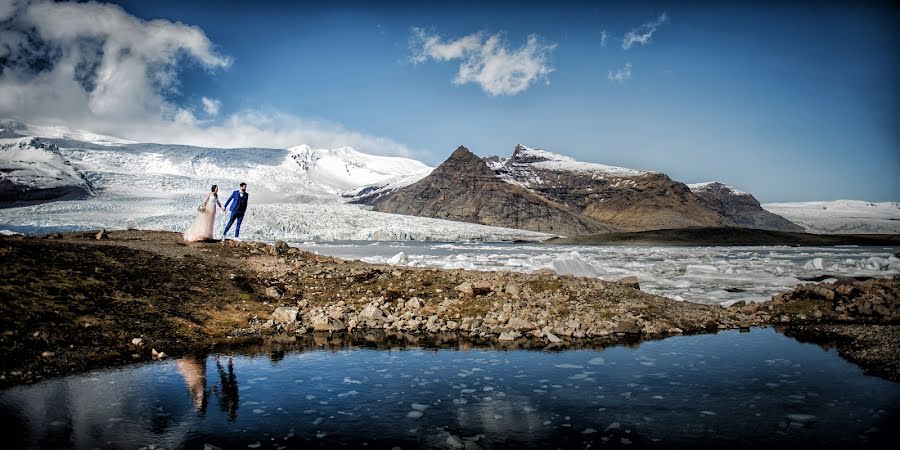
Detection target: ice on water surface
<box><xmin>2</xmin><ymin>329</ymin><xmax>898</xmax><ymax>449</ymax></box>
<box><xmin>329</xmin><ymin>241</ymin><xmax>900</xmax><ymax>305</ymax></box>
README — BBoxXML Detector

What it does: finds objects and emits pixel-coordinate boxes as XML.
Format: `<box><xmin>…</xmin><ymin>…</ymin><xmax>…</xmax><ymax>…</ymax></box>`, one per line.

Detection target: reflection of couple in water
<box><xmin>176</xmin><ymin>355</ymin><xmax>240</xmax><ymax>420</ymax></box>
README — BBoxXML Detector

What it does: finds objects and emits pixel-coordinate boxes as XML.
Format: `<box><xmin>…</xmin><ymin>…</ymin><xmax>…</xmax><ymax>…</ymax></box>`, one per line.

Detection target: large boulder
<box><xmin>272</xmin><ymin>307</ymin><xmax>299</xmax><ymax>324</ymax></box>
<box><xmin>358</xmin><ymin>304</ymin><xmax>385</xmax><ymax>328</ymax></box>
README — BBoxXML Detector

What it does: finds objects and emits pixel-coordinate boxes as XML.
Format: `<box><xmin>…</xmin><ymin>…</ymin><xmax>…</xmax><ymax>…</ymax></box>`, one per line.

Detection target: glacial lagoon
<box><xmin>2</xmin><ymin>328</ymin><xmax>898</xmax><ymax>449</ymax></box>
<box><xmin>299</xmin><ymin>241</ymin><xmax>900</xmax><ymax>305</ymax></box>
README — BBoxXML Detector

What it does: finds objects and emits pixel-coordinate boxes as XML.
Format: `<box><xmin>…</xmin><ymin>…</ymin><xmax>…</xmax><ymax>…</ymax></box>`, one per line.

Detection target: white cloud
<box><xmin>622</xmin><ymin>12</ymin><xmax>668</xmax><ymax>50</ymax></box>
<box><xmin>0</xmin><ymin>0</ymin><xmax>18</xmax><ymax>21</ymax></box>
<box><xmin>608</xmin><ymin>62</ymin><xmax>632</xmax><ymax>83</ymax></box>
<box><xmin>201</xmin><ymin>97</ymin><xmax>221</xmax><ymax>116</ymax></box>
<box><xmin>0</xmin><ymin>0</ymin><xmax>415</xmax><ymax>157</ymax></box>
<box><xmin>410</xmin><ymin>27</ymin><xmax>556</xmax><ymax>96</ymax></box>
<box><xmin>600</xmin><ymin>30</ymin><xmax>609</xmax><ymax>47</ymax></box>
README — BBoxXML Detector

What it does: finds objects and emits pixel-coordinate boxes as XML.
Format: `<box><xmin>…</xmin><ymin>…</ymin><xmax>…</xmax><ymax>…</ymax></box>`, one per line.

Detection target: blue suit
<box><xmin>222</xmin><ymin>190</ymin><xmax>249</xmax><ymax>238</ymax></box>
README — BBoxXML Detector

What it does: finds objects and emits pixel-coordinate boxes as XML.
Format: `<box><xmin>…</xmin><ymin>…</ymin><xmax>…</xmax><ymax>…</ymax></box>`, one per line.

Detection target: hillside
<box><xmin>365</xmin><ymin>144</ymin><xmax>805</xmax><ymax>235</ymax></box>
<box><xmin>367</xmin><ymin>146</ymin><xmax>616</xmax><ymax>236</ymax></box>
<box><xmin>689</xmin><ymin>181</ymin><xmax>803</xmax><ymax>232</ymax></box>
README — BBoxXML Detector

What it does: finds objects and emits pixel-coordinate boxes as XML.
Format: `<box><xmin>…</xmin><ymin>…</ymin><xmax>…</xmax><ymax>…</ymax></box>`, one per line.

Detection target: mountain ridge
<box><xmin>365</xmin><ymin>144</ymin><xmax>805</xmax><ymax>235</ymax></box>
<box><xmin>366</xmin><ymin>146</ymin><xmax>617</xmax><ymax>236</ymax></box>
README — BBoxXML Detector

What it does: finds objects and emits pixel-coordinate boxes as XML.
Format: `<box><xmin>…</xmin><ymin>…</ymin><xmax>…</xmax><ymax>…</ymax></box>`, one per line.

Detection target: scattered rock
<box><xmin>131</xmin><ymin>338</ymin><xmax>143</xmax><ymax>345</ymax></box>
<box><xmin>455</xmin><ymin>282</ymin><xmax>473</xmax><ymax>295</ymax></box>
<box><xmin>405</xmin><ymin>297</ymin><xmax>425</xmax><ymax>310</ymax></box>
<box><xmin>614</xmin><ymin>320</ymin><xmax>642</xmax><ymax>335</ymax></box>
<box><xmin>272</xmin><ymin>307</ymin><xmax>299</xmax><ymax>325</ymax></box>
<box><xmin>358</xmin><ymin>304</ymin><xmax>385</xmax><ymax>327</ymax></box>
<box><xmin>506</xmin><ymin>317</ymin><xmax>534</xmax><ymax>331</ymax></box>
<box><xmin>617</xmin><ymin>276</ymin><xmax>640</xmax><ymax>290</ymax></box>
<box><xmin>265</xmin><ymin>286</ymin><xmax>284</xmax><ymax>299</ymax></box>
<box><xmin>498</xmin><ymin>330</ymin><xmax>521</xmax><ymax>341</ymax></box>
<box><xmin>472</xmin><ymin>281</ymin><xmax>492</xmax><ymax>296</ymax></box>
<box><xmin>545</xmin><ymin>330</ymin><xmax>562</xmax><ymax>344</ymax></box>
<box><xmin>271</xmin><ymin>240</ymin><xmax>290</xmax><ymax>256</ymax></box>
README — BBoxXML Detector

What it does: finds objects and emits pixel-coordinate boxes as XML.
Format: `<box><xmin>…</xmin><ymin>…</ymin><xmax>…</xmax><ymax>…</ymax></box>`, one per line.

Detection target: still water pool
<box><xmin>2</xmin><ymin>328</ymin><xmax>897</xmax><ymax>449</ymax></box>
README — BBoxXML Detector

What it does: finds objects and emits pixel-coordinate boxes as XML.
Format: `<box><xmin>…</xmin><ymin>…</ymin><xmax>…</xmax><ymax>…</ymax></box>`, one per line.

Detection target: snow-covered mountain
<box><xmin>288</xmin><ymin>144</ymin><xmax>431</xmax><ymax>193</ymax></box>
<box><xmin>2</xmin><ymin>122</ymin><xmax>893</xmax><ymax>240</ymax></box>
<box><xmin>363</xmin><ymin>144</ymin><xmax>813</xmax><ymax>235</ymax></box>
<box><xmin>486</xmin><ymin>145</ymin><xmax>648</xmax><ymax>183</ymax></box>
<box><xmin>0</xmin><ymin>120</ymin><xmax>137</xmax><ymax>146</ymax></box>
<box><xmin>0</xmin><ymin>136</ymin><xmax>95</xmax><ymax>203</ymax></box>
<box><xmin>359</xmin><ymin>146</ymin><xmax>617</xmax><ymax>237</ymax></box>
<box><xmin>763</xmin><ymin>200</ymin><xmax>900</xmax><ymax>234</ymax></box>
<box><xmin>0</xmin><ymin>124</ymin><xmax>554</xmax><ymax>241</ymax></box>
<box><xmin>689</xmin><ymin>181</ymin><xmax>803</xmax><ymax>232</ymax></box>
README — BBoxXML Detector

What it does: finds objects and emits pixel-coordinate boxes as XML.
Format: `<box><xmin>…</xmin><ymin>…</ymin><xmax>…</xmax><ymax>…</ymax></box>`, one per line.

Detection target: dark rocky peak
<box><xmin>448</xmin><ymin>145</ymin><xmax>477</xmax><ymax>161</ymax></box>
<box><xmin>432</xmin><ymin>145</ymin><xmax>495</xmax><ymax>177</ymax></box>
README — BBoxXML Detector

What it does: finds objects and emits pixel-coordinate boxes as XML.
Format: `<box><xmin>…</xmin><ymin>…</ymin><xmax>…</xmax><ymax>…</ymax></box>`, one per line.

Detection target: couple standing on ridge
<box><xmin>183</xmin><ymin>183</ymin><xmax>250</xmax><ymax>242</ymax></box>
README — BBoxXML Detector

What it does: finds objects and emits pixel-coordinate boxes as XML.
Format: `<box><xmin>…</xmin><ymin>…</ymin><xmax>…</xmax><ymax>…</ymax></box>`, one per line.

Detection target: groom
<box><xmin>222</xmin><ymin>182</ymin><xmax>249</xmax><ymax>241</ymax></box>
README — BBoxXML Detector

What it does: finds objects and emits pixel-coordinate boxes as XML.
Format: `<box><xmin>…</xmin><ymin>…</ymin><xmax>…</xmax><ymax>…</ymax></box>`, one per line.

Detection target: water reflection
<box><xmin>176</xmin><ymin>357</ymin><xmax>208</xmax><ymax>414</ymax></box>
<box><xmin>1</xmin><ymin>329</ymin><xmax>898</xmax><ymax>449</ymax></box>
<box><xmin>213</xmin><ymin>356</ymin><xmax>239</xmax><ymax>421</ymax></box>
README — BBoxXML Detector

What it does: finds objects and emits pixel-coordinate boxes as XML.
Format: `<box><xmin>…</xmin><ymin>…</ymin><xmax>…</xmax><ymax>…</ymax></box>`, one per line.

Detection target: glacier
<box><xmin>0</xmin><ymin>130</ymin><xmax>549</xmax><ymax>242</ymax></box>
<box><xmin>763</xmin><ymin>200</ymin><xmax>900</xmax><ymax>234</ymax></box>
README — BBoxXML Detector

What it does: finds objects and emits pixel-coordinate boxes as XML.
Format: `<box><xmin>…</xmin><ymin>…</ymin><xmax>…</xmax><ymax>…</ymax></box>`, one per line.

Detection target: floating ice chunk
<box><xmin>386</xmin><ymin>252</ymin><xmax>408</xmax><ymax>265</ymax></box>
<box><xmin>411</xmin><ymin>403</ymin><xmax>429</xmax><ymax>411</ymax></box>
<box><xmin>540</xmin><ymin>252</ymin><xmax>601</xmax><ymax>277</ymax></box>
<box><xmin>803</xmin><ymin>258</ymin><xmax>824</xmax><ymax>271</ymax></box>
<box><xmin>554</xmin><ymin>364</ymin><xmax>584</xmax><ymax>369</ymax></box>
<box><xmin>407</xmin><ymin>410</ymin><xmax>424</xmax><ymax>418</ymax></box>
<box><xmin>588</xmin><ymin>357</ymin><xmax>605</xmax><ymax>366</ymax></box>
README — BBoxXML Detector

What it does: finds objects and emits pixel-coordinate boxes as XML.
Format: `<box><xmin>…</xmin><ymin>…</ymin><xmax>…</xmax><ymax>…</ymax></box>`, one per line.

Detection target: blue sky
<box><xmin>1</xmin><ymin>0</ymin><xmax>898</xmax><ymax>202</ymax></box>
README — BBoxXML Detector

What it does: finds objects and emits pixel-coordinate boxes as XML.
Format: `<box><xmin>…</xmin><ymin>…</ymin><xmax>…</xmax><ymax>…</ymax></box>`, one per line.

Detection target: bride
<box><xmin>184</xmin><ymin>184</ymin><xmax>225</xmax><ymax>242</ymax></box>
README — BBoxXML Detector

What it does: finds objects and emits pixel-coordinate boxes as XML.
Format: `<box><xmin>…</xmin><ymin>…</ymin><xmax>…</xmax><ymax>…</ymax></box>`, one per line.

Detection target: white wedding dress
<box><xmin>183</xmin><ymin>193</ymin><xmax>220</xmax><ymax>242</ymax></box>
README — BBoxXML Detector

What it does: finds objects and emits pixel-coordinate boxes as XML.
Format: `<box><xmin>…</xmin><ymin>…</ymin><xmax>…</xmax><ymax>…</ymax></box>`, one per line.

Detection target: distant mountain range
<box><xmin>358</xmin><ymin>144</ymin><xmax>804</xmax><ymax>236</ymax></box>
<box><xmin>2</xmin><ymin>120</ymin><xmax>896</xmax><ymax>237</ymax></box>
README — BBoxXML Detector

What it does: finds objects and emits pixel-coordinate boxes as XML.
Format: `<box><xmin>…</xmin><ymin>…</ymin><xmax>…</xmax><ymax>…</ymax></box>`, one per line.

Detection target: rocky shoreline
<box><xmin>1</xmin><ymin>230</ymin><xmax>897</xmax><ymax>387</ymax></box>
